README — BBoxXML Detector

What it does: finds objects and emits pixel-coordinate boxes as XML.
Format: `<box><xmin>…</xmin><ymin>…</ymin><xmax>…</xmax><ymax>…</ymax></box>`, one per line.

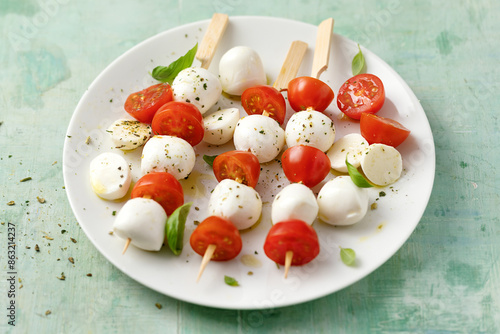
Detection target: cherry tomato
<box><xmin>264</xmin><ymin>219</ymin><xmax>320</xmax><ymax>266</ymax></box>
<box><xmin>151</xmin><ymin>101</ymin><xmax>204</xmax><ymax>146</ymax></box>
<box><xmin>241</xmin><ymin>85</ymin><xmax>286</xmax><ymax>124</ymax></box>
<box><xmin>124</xmin><ymin>83</ymin><xmax>173</xmax><ymax>123</ymax></box>
<box><xmin>337</xmin><ymin>73</ymin><xmax>385</xmax><ymax>120</ymax></box>
<box><xmin>287</xmin><ymin>76</ymin><xmax>334</xmax><ymax>112</ymax></box>
<box><xmin>213</xmin><ymin>151</ymin><xmax>260</xmax><ymax>188</ymax></box>
<box><xmin>360</xmin><ymin>113</ymin><xmax>410</xmax><ymax>147</ymax></box>
<box><xmin>189</xmin><ymin>216</ymin><xmax>242</xmax><ymax>261</ymax></box>
<box><xmin>130</xmin><ymin>172</ymin><xmax>184</xmax><ymax>216</ymax></box>
<box><xmin>281</xmin><ymin>145</ymin><xmax>331</xmax><ymax>188</ymax></box>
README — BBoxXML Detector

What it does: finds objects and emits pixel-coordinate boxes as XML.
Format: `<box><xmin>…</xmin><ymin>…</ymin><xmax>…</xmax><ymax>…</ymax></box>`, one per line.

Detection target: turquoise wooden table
<box><xmin>1</xmin><ymin>0</ymin><xmax>499</xmax><ymax>332</ymax></box>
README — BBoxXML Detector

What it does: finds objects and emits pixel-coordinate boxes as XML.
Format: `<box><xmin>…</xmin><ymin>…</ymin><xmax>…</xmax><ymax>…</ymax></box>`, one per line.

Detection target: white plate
<box><xmin>63</xmin><ymin>16</ymin><xmax>435</xmax><ymax>309</ymax></box>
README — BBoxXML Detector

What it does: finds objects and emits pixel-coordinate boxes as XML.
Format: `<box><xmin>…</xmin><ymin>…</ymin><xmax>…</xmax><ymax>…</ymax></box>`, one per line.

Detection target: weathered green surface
<box><xmin>1</xmin><ymin>0</ymin><xmax>499</xmax><ymax>333</ymax></box>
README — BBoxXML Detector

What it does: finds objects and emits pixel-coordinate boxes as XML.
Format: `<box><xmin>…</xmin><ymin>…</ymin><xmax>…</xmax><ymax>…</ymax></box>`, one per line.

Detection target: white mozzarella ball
<box><xmin>208</xmin><ymin>179</ymin><xmax>262</xmax><ymax>230</ymax></box>
<box><xmin>172</xmin><ymin>67</ymin><xmax>222</xmax><ymax>114</ymax></box>
<box><xmin>317</xmin><ymin>176</ymin><xmax>369</xmax><ymax>226</ymax></box>
<box><xmin>202</xmin><ymin>107</ymin><xmax>240</xmax><ymax>145</ymax></box>
<box><xmin>360</xmin><ymin>144</ymin><xmax>402</xmax><ymax>186</ymax></box>
<box><xmin>113</xmin><ymin>198</ymin><xmax>167</xmax><ymax>251</ymax></box>
<box><xmin>89</xmin><ymin>152</ymin><xmax>131</xmax><ymax>200</ymax></box>
<box><xmin>233</xmin><ymin>115</ymin><xmax>285</xmax><ymax>163</ymax></box>
<box><xmin>141</xmin><ymin>135</ymin><xmax>195</xmax><ymax>180</ymax></box>
<box><xmin>327</xmin><ymin>133</ymin><xmax>369</xmax><ymax>173</ymax></box>
<box><xmin>285</xmin><ymin>109</ymin><xmax>335</xmax><ymax>152</ymax></box>
<box><xmin>107</xmin><ymin>119</ymin><xmax>151</xmax><ymax>151</ymax></box>
<box><xmin>271</xmin><ymin>183</ymin><xmax>318</xmax><ymax>225</ymax></box>
<box><xmin>219</xmin><ymin>46</ymin><xmax>267</xmax><ymax>96</ymax></box>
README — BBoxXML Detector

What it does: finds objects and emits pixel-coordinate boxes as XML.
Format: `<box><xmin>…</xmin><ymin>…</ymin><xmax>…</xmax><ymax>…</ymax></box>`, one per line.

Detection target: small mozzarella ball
<box><xmin>113</xmin><ymin>198</ymin><xmax>167</xmax><ymax>251</ymax></box>
<box><xmin>360</xmin><ymin>144</ymin><xmax>402</xmax><ymax>186</ymax></box>
<box><xmin>327</xmin><ymin>133</ymin><xmax>369</xmax><ymax>173</ymax></box>
<box><xmin>107</xmin><ymin>119</ymin><xmax>151</xmax><ymax>151</ymax></box>
<box><xmin>271</xmin><ymin>183</ymin><xmax>318</xmax><ymax>225</ymax></box>
<box><xmin>317</xmin><ymin>176</ymin><xmax>369</xmax><ymax>226</ymax></box>
<box><xmin>208</xmin><ymin>179</ymin><xmax>262</xmax><ymax>230</ymax></box>
<box><xmin>285</xmin><ymin>109</ymin><xmax>335</xmax><ymax>152</ymax></box>
<box><xmin>89</xmin><ymin>152</ymin><xmax>131</xmax><ymax>200</ymax></box>
<box><xmin>202</xmin><ymin>107</ymin><xmax>240</xmax><ymax>145</ymax></box>
<box><xmin>172</xmin><ymin>67</ymin><xmax>222</xmax><ymax>115</ymax></box>
<box><xmin>233</xmin><ymin>115</ymin><xmax>285</xmax><ymax>163</ymax></box>
<box><xmin>141</xmin><ymin>135</ymin><xmax>195</xmax><ymax>180</ymax></box>
<box><xmin>219</xmin><ymin>46</ymin><xmax>267</xmax><ymax>96</ymax></box>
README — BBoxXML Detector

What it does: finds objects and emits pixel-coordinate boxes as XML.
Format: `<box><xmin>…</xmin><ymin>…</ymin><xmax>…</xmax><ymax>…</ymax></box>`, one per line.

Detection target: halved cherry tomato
<box><xmin>124</xmin><ymin>83</ymin><xmax>173</xmax><ymax>123</ymax></box>
<box><xmin>337</xmin><ymin>73</ymin><xmax>385</xmax><ymax>120</ymax></box>
<box><xmin>241</xmin><ymin>85</ymin><xmax>286</xmax><ymax>124</ymax></box>
<box><xmin>151</xmin><ymin>101</ymin><xmax>204</xmax><ymax>146</ymax></box>
<box><xmin>189</xmin><ymin>216</ymin><xmax>242</xmax><ymax>261</ymax></box>
<box><xmin>213</xmin><ymin>151</ymin><xmax>260</xmax><ymax>188</ymax></box>
<box><xmin>360</xmin><ymin>113</ymin><xmax>410</xmax><ymax>147</ymax></box>
<box><xmin>281</xmin><ymin>145</ymin><xmax>331</xmax><ymax>188</ymax></box>
<box><xmin>287</xmin><ymin>76</ymin><xmax>334</xmax><ymax>113</ymax></box>
<box><xmin>130</xmin><ymin>172</ymin><xmax>184</xmax><ymax>216</ymax></box>
<box><xmin>264</xmin><ymin>219</ymin><xmax>320</xmax><ymax>266</ymax></box>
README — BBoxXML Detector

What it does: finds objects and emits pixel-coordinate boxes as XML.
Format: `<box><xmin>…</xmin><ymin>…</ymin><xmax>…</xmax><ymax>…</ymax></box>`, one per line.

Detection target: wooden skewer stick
<box><xmin>196</xmin><ymin>13</ymin><xmax>229</xmax><ymax>70</ymax></box>
<box><xmin>284</xmin><ymin>250</ymin><xmax>293</xmax><ymax>279</ymax></box>
<box><xmin>122</xmin><ymin>238</ymin><xmax>131</xmax><ymax>255</ymax></box>
<box><xmin>273</xmin><ymin>40</ymin><xmax>308</xmax><ymax>91</ymax></box>
<box><xmin>196</xmin><ymin>244</ymin><xmax>217</xmax><ymax>282</ymax></box>
<box><xmin>311</xmin><ymin>18</ymin><xmax>334</xmax><ymax>79</ymax></box>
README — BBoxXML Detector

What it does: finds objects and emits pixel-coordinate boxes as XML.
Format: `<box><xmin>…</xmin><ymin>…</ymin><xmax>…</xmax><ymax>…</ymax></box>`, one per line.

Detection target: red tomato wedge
<box><xmin>287</xmin><ymin>76</ymin><xmax>334</xmax><ymax>112</ymax></box>
<box><xmin>337</xmin><ymin>73</ymin><xmax>385</xmax><ymax>120</ymax></box>
<box><xmin>213</xmin><ymin>151</ymin><xmax>261</xmax><ymax>188</ymax></box>
<box><xmin>124</xmin><ymin>83</ymin><xmax>173</xmax><ymax>123</ymax></box>
<box><xmin>189</xmin><ymin>216</ymin><xmax>242</xmax><ymax>261</ymax></box>
<box><xmin>151</xmin><ymin>101</ymin><xmax>204</xmax><ymax>146</ymax></box>
<box><xmin>360</xmin><ymin>113</ymin><xmax>411</xmax><ymax>147</ymax></box>
<box><xmin>281</xmin><ymin>145</ymin><xmax>331</xmax><ymax>188</ymax></box>
<box><xmin>241</xmin><ymin>85</ymin><xmax>286</xmax><ymax>124</ymax></box>
<box><xmin>130</xmin><ymin>172</ymin><xmax>184</xmax><ymax>216</ymax></box>
<box><xmin>264</xmin><ymin>219</ymin><xmax>320</xmax><ymax>266</ymax></box>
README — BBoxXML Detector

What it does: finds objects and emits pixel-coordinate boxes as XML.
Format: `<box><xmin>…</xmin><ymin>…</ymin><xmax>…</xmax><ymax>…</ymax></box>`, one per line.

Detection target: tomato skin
<box><xmin>287</xmin><ymin>76</ymin><xmax>334</xmax><ymax>112</ymax></box>
<box><xmin>360</xmin><ymin>113</ymin><xmax>411</xmax><ymax>147</ymax></box>
<box><xmin>213</xmin><ymin>151</ymin><xmax>261</xmax><ymax>188</ymax></box>
<box><xmin>337</xmin><ymin>74</ymin><xmax>385</xmax><ymax>120</ymax></box>
<box><xmin>130</xmin><ymin>172</ymin><xmax>184</xmax><ymax>216</ymax></box>
<box><xmin>124</xmin><ymin>83</ymin><xmax>173</xmax><ymax>123</ymax></box>
<box><xmin>281</xmin><ymin>145</ymin><xmax>331</xmax><ymax>188</ymax></box>
<box><xmin>241</xmin><ymin>85</ymin><xmax>286</xmax><ymax>124</ymax></box>
<box><xmin>151</xmin><ymin>101</ymin><xmax>204</xmax><ymax>146</ymax></box>
<box><xmin>264</xmin><ymin>219</ymin><xmax>320</xmax><ymax>266</ymax></box>
<box><xmin>189</xmin><ymin>216</ymin><xmax>242</xmax><ymax>261</ymax></box>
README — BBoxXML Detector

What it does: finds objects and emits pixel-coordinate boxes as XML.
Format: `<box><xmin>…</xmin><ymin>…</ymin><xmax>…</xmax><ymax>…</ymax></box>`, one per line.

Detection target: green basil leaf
<box><xmin>351</xmin><ymin>44</ymin><xmax>365</xmax><ymax>76</ymax></box>
<box><xmin>224</xmin><ymin>275</ymin><xmax>240</xmax><ymax>287</ymax></box>
<box><xmin>346</xmin><ymin>156</ymin><xmax>373</xmax><ymax>188</ymax></box>
<box><xmin>340</xmin><ymin>247</ymin><xmax>356</xmax><ymax>266</ymax></box>
<box><xmin>203</xmin><ymin>154</ymin><xmax>217</xmax><ymax>167</ymax></box>
<box><xmin>152</xmin><ymin>43</ymin><xmax>198</xmax><ymax>84</ymax></box>
<box><xmin>165</xmin><ymin>202</ymin><xmax>192</xmax><ymax>255</ymax></box>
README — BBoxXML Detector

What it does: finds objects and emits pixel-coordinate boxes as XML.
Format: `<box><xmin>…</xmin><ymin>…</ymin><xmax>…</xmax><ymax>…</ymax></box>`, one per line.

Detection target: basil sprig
<box><xmin>165</xmin><ymin>202</ymin><xmax>192</xmax><ymax>255</ymax></box>
<box><xmin>340</xmin><ymin>247</ymin><xmax>356</xmax><ymax>266</ymax></box>
<box><xmin>346</xmin><ymin>156</ymin><xmax>373</xmax><ymax>188</ymax></box>
<box><xmin>152</xmin><ymin>43</ymin><xmax>198</xmax><ymax>84</ymax></box>
<box><xmin>351</xmin><ymin>44</ymin><xmax>365</xmax><ymax>76</ymax></box>
<box><xmin>224</xmin><ymin>275</ymin><xmax>240</xmax><ymax>287</ymax></box>
<box><xmin>203</xmin><ymin>154</ymin><xmax>217</xmax><ymax>167</ymax></box>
